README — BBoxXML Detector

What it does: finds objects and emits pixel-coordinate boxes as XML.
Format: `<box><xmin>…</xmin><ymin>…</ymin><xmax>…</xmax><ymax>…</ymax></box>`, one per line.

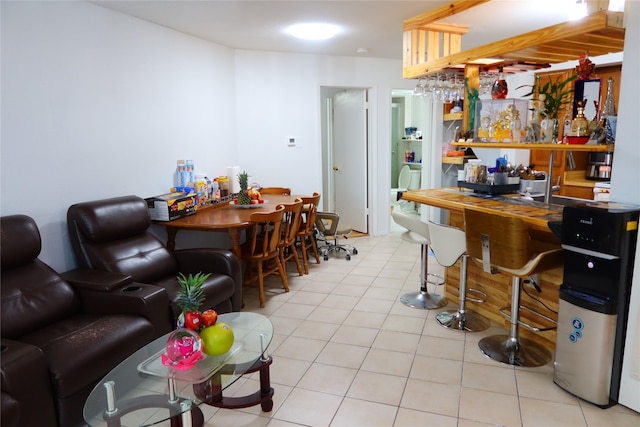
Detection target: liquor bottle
<box><xmin>491</xmin><ymin>66</ymin><xmax>508</xmax><ymax>99</ymax></box>
<box><xmin>570</xmin><ymin>101</ymin><xmax>589</xmax><ymax>137</ymax></box>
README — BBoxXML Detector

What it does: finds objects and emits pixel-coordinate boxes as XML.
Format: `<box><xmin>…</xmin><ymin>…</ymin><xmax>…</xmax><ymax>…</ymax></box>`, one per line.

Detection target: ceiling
<box><xmin>91</xmin><ymin>0</ymin><xmax>575</xmax><ymax>61</ymax></box>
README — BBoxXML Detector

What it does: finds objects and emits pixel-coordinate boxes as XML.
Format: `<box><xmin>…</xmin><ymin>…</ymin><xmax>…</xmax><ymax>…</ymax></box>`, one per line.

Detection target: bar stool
<box><xmin>464</xmin><ymin>208</ymin><xmax>563</xmax><ymax>367</ymax></box>
<box><xmin>427</xmin><ymin>221</ymin><xmax>490</xmax><ymax>332</ymax></box>
<box><xmin>392</xmin><ymin>211</ymin><xmax>447</xmax><ymax>310</ymax></box>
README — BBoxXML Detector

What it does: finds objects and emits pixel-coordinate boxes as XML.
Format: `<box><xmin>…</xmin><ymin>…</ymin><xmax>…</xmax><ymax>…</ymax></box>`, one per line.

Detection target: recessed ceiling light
<box><xmin>285</xmin><ymin>23</ymin><xmax>340</xmax><ymax>41</ymax></box>
<box><xmin>356</xmin><ymin>48</ymin><xmax>369</xmax><ymax>54</ymax></box>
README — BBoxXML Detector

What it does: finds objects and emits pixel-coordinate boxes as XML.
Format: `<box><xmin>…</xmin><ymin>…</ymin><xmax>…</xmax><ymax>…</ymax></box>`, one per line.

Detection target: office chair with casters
<box><xmin>315</xmin><ymin>212</ymin><xmax>358</xmax><ymax>261</ymax></box>
<box><xmin>427</xmin><ymin>221</ymin><xmax>490</xmax><ymax>332</ymax></box>
<box><xmin>392</xmin><ymin>211</ymin><xmax>447</xmax><ymax>310</ymax></box>
<box><xmin>464</xmin><ymin>208</ymin><xmax>563</xmax><ymax>367</ymax></box>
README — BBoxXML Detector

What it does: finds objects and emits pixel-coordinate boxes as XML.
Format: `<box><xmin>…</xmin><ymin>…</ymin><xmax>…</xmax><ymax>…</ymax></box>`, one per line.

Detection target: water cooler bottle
<box><xmin>553</xmin><ymin>202</ymin><xmax>640</xmax><ymax>407</ymax></box>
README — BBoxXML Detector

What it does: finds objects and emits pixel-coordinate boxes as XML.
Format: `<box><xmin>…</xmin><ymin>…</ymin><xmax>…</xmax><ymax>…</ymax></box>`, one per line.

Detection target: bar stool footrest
<box><xmin>498</xmin><ymin>305</ymin><xmax>557</xmax><ymax>332</ymax></box>
<box><xmin>425</xmin><ymin>273</ymin><xmax>445</xmax><ymax>287</ymax></box>
<box><xmin>465</xmin><ymin>288</ymin><xmax>487</xmax><ymax>304</ymax></box>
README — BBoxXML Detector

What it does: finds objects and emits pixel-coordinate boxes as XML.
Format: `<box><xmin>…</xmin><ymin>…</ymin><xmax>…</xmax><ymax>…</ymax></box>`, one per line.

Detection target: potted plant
<box><xmin>518</xmin><ymin>74</ymin><xmax>577</xmax><ymax>142</ymax></box>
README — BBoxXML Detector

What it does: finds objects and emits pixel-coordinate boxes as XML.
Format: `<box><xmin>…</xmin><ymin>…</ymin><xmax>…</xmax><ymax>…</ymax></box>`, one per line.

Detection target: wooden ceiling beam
<box><xmin>403</xmin><ymin>0</ymin><xmax>490</xmax><ymax>31</ymax></box>
<box><xmin>403</xmin><ymin>10</ymin><xmax>625</xmax><ymax>79</ymax></box>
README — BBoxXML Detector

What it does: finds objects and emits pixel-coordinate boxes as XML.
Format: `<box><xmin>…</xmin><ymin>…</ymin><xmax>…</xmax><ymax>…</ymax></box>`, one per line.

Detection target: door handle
<box><xmin>333</xmin><ymin>166</ymin><xmax>339</xmax><ymax>171</ymax></box>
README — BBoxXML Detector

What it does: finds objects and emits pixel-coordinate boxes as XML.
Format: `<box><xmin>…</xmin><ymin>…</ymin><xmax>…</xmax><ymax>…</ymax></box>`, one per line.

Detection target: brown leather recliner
<box><xmin>66</xmin><ymin>195</ymin><xmax>243</xmax><ymax>323</ymax></box>
<box><xmin>1</xmin><ymin>215</ymin><xmax>168</xmax><ymax>427</ymax></box>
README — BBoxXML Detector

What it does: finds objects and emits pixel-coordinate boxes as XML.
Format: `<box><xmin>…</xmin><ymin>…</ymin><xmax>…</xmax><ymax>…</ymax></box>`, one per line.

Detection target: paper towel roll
<box><xmin>227</xmin><ymin>166</ymin><xmax>241</xmax><ymax>194</ymax></box>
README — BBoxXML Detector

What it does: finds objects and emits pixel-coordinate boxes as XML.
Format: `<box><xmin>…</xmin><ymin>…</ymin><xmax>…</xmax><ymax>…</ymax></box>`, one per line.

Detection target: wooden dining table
<box><xmin>154</xmin><ymin>194</ymin><xmax>301</xmax><ymax>260</ymax></box>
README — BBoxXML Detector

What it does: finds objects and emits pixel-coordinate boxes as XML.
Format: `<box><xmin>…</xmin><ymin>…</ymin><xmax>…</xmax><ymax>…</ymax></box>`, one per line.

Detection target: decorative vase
<box><xmin>540</xmin><ymin>118</ymin><xmax>559</xmax><ymax>143</ymax></box>
<box><xmin>161</xmin><ymin>328</ymin><xmax>203</xmax><ymax>370</ymax></box>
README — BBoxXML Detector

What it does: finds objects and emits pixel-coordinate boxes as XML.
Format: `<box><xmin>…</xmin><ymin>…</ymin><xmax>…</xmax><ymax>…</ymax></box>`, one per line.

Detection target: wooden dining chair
<box><xmin>260</xmin><ymin>187</ymin><xmax>291</xmax><ymax>195</ymax></box>
<box><xmin>297</xmin><ymin>193</ymin><xmax>321</xmax><ymax>274</ymax></box>
<box><xmin>242</xmin><ymin>205</ymin><xmax>287</xmax><ymax>307</ymax></box>
<box><xmin>279</xmin><ymin>198</ymin><xmax>304</xmax><ymax>277</ymax></box>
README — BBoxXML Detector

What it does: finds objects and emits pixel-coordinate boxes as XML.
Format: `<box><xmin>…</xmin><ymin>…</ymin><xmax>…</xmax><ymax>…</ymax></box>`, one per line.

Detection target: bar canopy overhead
<box><xmin>403</xmin><ymin>0</ymin><xmax>626</xmax><ymax>79</ymax></box>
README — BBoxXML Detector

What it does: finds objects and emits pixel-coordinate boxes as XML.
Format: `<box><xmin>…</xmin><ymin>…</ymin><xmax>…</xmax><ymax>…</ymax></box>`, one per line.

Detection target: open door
<box><xmin>327</xmin><ymin>89</ymin><xmax>368</xmax><ymax>233</ymax></box>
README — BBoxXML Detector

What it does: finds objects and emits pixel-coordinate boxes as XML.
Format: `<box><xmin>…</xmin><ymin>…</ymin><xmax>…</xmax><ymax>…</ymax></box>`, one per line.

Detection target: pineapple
<box><xmin>237</xmin><ymin>170</ymin><xmax>251</xmax><ymax>205</ymax></box>
<box><xmin>176</xmin><ymin>272</ymin><xmax>211</xmax><ymax>331</ymax></box>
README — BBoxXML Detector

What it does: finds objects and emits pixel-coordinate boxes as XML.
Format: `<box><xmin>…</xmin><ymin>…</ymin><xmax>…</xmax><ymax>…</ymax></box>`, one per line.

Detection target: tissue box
<box><xmin>474</xmin><ymin>99</ymin><xmax>528</xmax><ymax>142</ymax></box>
<box><xmin>146</xmin><ymin>192</ymin><xmax>198</xmax><ymax>221</ymax></box>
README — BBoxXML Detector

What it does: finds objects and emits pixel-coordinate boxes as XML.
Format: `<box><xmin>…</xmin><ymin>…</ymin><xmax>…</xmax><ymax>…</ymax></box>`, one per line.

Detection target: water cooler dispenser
<box><xmin>553</xmin><ymin>202</ymin><xmax>640</xmax><ymax>407</ymax></box>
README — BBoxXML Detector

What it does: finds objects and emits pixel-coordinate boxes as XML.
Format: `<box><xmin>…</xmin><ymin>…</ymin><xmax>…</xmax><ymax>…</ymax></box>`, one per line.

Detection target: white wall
<box><xmin>613</xmin><ymin>0</ymin><xmax>640</xmax><ymax>411</ymax></box>
<box><xmin>233</xmin><ymin>50</ymin><xmax>412</xmax><ymax>235</ymax></box>
<box><xmin>0</xmin><ymin>1</ymin><xmax>414</xmax><ymax>272</ymax></box>
<box><xmin>1</xmin><ymin>1</ymin><xmax>237</xmax><ymax>271</ymax></box>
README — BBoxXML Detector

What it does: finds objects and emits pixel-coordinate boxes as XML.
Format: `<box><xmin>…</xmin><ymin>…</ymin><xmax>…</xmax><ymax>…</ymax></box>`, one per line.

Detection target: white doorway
<box><xmin>320</xmin><ymin>87</ymin><xmax>369</xmax><ymax>234</ymax></box>
<box><xmin>389</xmin><ymin>90</ymin><xmax>444</xmax><ymax>225</ymax></box>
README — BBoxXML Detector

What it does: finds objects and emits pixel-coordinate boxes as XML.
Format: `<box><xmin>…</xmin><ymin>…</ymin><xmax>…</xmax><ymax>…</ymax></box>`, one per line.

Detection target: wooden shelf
<box><xmin>443</xmin><ymin>112</ymin><xmax>463</xmax><ymax>121</ymax></box>
<box><xmin>442</xmin><ymin>155</ymin><xmax>475</xmax><ymax>164</ymax></box>
<box><xmin>451</xmin><ymin>142</ymin><xmax>614</xmax><ymax>152</ymax></box>
<box><xmin>564</xmin><ymin>170</ymin><xmax>596</xmax><ymax>188</ymax></box>
<box><xmin>403</xmin><ymin>8</ymin><xmax>625</xmax><ymax>79</ymax></box>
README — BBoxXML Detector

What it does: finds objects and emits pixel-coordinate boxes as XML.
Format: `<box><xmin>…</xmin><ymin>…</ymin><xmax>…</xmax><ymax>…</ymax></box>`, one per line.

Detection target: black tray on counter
<box><xmin>457</xmin><ymin>181</ymin><xmax>520</xmax><ymax>195</ymax></box>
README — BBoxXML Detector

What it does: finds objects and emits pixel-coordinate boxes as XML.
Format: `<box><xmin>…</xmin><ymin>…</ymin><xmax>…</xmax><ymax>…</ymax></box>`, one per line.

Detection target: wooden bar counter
<box><xmin>401</xmin><ymin>187</ymin><xmax>565</xmax><ymax>351</ymax></box>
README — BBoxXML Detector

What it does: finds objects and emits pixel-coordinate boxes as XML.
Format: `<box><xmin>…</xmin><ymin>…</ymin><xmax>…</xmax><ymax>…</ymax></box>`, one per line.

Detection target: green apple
<box><xmin>200</xmin><ymin>322</ymin><xmax>234</xmax><ymax>356</ymax></box>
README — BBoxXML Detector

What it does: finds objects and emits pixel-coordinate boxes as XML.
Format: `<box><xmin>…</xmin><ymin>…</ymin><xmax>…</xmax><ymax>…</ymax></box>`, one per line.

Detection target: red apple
<box><xmin>200</xmin><ymin>322</ymin><xmax>234</xmax><ymax>356</ymax></box>
<box><xmin>201</xmin><ymin>309</ymin><xmax>218</xmax><ymax>327</ymax></box>
<box><xmin>258</xmin><ymin>198</ymin><xmax>264</xmax><ymax>203</ymax></box>
<box><xmin>184</xmin><ymin>311</ymin><xmax>202</xmax><ymax>331</ymax></box>
<box><xmin>250</xmin><ymin>199</ymin><xmax>259</xmax><ymax>204</ymax></box>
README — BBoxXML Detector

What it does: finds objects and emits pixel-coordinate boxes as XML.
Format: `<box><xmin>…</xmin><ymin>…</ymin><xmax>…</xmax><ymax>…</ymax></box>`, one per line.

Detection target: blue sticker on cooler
<box><xmin>571</xmin><ymin>317</ymin><xmax>584</xmax><ymax>331</ymax></box>
<box><xmin>569</xmin><ymin>317</ymin><xmax>584</xmax><ymax>343</ymax></box>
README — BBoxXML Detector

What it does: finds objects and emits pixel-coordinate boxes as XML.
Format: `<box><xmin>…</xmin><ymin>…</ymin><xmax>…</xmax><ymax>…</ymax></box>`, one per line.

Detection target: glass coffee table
<box><xmin>84</xmin><ymin>312</ymin><xmax>274</xmax><ymax>427</ymax></box>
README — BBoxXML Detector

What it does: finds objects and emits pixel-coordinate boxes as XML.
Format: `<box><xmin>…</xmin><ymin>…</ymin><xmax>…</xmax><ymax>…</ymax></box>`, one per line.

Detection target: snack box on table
<box><xmin>145</xmin><ymin>192</ymin><xmax>198</xmax><ymax>221</ymax></box>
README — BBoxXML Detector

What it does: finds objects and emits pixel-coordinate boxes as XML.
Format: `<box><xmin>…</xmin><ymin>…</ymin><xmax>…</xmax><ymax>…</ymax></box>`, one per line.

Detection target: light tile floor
<box><xmin>198</xmin><ymin>231</ymin><xmax>639</xmax><ymax>427</ymax></box>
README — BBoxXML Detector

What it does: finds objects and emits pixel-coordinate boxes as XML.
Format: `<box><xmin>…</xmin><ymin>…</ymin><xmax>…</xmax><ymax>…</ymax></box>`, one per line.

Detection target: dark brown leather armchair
<box><xmin>66</xmin><ymin>195</ymin><xmax>243</xmax><ymax>323</ymax></box>
<box><xmin>1</xmin><ymin>215</ymin><xmax>168</xmax><ymax>427</ymax></box>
